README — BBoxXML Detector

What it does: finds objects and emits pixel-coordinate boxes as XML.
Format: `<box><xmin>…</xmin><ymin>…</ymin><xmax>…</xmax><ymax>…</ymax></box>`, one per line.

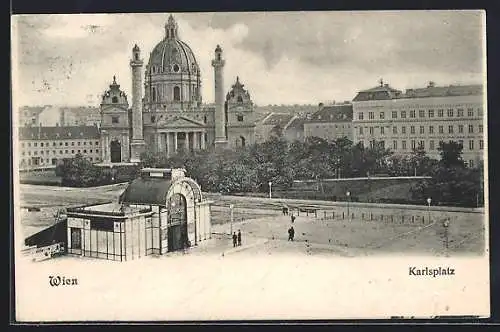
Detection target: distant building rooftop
<box><xmin>19</xmin><ymin>125</ymin><xmax>100</xmax><ymax>141</ymax></box>
<box><xmin>261</xmin><ymin>112</ymin><xmax>294</xmax><ymax>126</ymax></box>
<box><xmin>308</xmin><ymin>104</ymin><xmax>353</xmax><ymax>123</ymax></box>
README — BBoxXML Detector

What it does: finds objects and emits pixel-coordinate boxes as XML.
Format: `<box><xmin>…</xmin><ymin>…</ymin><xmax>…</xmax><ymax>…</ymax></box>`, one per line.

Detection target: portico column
<box><xmin>193</xmin><ymin>132</ymin><xmax>199</xmax><ymax>150</ymax></box>
<box><xmin>157</xmin><ymin>132</ymin><xmax>163</xmax><ymax>154</ymax></box>
<box><xmin>166</xmin><ymin>132</ymin><xmax>172</xmax><ymax>157</ymax></box>
<box><xmin>173</xmin><ymin>132</ymin><xmax>178</xmax><ymax>153</ymax></box>
<box><xmin>184</xmin><ymin>131</ymin><xmax>190</xmax><ymax>152</ymax></box>
<box><xmin>200</xmin><ymin>131</ymin><xmax>205</xmax><ymax>149</ymax></box>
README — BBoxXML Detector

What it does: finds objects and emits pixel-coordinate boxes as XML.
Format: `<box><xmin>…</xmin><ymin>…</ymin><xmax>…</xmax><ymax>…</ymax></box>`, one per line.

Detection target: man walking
<box><xmin>232</xmin><ymin>232</ymin><xmax>237</xmax><ymax>247</ymax></box>
<box><xmin>288</xmin><ymin>226</ymin><xmax>295</xmax><ymax>241</ymax></box>
<box><xmin>237</xmin><ymin>230</ymin><xmax>242</xmax><ymax>246</ymax></box>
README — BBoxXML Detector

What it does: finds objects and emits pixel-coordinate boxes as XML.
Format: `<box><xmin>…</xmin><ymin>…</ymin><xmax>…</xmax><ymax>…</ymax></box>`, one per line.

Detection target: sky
<box><xmin>12</xmin><ymin>11</ymin><xmax>485</xmax><ymax>107</ymax></box>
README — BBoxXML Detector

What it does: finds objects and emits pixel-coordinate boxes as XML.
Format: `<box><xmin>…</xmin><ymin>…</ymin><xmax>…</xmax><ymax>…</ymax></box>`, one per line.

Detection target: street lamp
<box><xmin>443</xmin><ymin>218</ymin><xmax>450</xmax><ymax>256</ymax></box>
<box><xmin>268</xmin><ymin>181</ymin><xmax>272</xmax><ymax>199</ymax></box>
<box><xmin>426</xmin><ymin>197</ymin><xmax>432</xmax><ymax>223</ymax></box>
<box><xmin>229</xmin><ymin>204</ymin><xmax>234</xmax><ymax>236</ymax></box>
<box><xmin>346</xmin><ymin>191</ymin><xmax>351</xmax><ymax>222</ymax></box>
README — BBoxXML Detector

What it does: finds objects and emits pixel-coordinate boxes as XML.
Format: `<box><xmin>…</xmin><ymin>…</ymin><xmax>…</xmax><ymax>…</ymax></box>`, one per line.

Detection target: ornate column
<box><xmin>193</xmin><ymin>132</ymin><xmax>199</xmax><ymax>150</ymax></box>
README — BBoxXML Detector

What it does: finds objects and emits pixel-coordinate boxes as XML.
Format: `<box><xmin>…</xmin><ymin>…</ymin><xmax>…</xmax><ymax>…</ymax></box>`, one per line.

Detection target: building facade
<box><xmin>18</xmin><ymin>125</ymin><xmax>101</xmax><ymax>168</ymax></box>
<box><xmin>100</xmin><ymin>15</ymin><xmax>255</xmax><ymax>163</ymax></box>
<box><xmin>352</xmin><ymin>81</ymin><xmax>485</xmax><ymax>167</ymax></box>
<box><xmin>303</xmin><ymin>103</ymin><xmax>353</xmax><ymax>141</ymax></box>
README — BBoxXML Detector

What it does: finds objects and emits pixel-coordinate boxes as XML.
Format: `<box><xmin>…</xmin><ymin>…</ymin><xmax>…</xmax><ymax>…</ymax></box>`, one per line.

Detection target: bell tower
<box><xmin>130</xmin><ymin>44</ymin><xmax>146</xmax><ymax>162</ymax></box>
<box><xmin>211</xmin><ymin>44</ymin><xmax>228</xmax><ymax>150</ymax></box>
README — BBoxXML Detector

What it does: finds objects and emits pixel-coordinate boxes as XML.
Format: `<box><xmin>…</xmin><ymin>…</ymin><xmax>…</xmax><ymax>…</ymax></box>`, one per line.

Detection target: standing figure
<box><xmin>237</xmin><ymin>230</ymin><xmax>242</xmax><ymax>246</ymax></box>
<box><xmin>232</xmin><ymin>232</ymin><xmax>237</xmax><ymax>247</ymax></box>
<box><xmin>288</xmin><ymin>226</ymin><xmax>295</xmax><ymax>241</ymax></box>
<box><xmin>291</xmin><ymin>214</ymin><xmax>296</xmax><ymax>223</ymax></box>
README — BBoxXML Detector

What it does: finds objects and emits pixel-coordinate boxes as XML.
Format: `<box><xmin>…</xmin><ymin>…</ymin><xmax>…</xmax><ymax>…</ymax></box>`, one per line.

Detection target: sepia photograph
<box><xmin>11</xmin><ymin>10</ymin><xmax>489</xmax><ymax>321</ymax></box>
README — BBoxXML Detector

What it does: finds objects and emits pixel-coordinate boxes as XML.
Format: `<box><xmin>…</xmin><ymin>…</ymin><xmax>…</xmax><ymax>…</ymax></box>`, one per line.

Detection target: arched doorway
<box><xmin>167</xmin><ymin>193</ymin><xmax>188</xmax><ymax>251</ymax></box>
<box><xmin>240</xmin><ymin>136</ymin><xmax>246</xmax><ymax>147</ymax></box>
<box><xmin>110</xmin><ymin>140</ymin><xmax>121</xmax><ymax>163</ymax></box>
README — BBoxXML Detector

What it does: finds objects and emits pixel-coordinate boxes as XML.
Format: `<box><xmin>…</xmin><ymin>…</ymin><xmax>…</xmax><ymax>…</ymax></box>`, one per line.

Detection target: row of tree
<box><xmin>55</xmin><ymin>134</ymin><xmax>484</xmax><ymax>207</ymax></box>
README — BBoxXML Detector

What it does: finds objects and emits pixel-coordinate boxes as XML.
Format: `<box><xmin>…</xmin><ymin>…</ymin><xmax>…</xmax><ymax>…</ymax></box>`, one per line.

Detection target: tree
<box><xmin>438</xmin><ymin>141</ymin><xmax>465</xmax><ymax>168</ymax></box>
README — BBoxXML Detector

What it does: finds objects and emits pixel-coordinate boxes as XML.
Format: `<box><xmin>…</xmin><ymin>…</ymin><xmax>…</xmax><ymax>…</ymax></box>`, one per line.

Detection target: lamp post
<box><xmin>443</xmin><ymin>218</ymin><xmax>450</xmax><ymax>256</ymax></box>
<box><xmin>229</xmin><ymin>204</ymin><xmax>234</xmax><ymax>236</ymax></box>
<box><xmin>346</xmin><ymin>191</ymin><xmax>351</xmax><ymax>222</ymax></box>
<box><xmin>268</xmin><ymin>181</ymin><xmax>272</xmax><ymax>199</ymax></box>
<box><xmin>426</xmin><ymin>197</ymin><xmax>432</xmax><ymax>223</ymax></box>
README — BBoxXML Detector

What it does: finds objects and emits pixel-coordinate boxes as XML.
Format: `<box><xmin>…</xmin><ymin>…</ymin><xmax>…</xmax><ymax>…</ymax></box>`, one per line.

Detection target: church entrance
<box><xmin>167</xmin><ymin>193</ymin><xmax>188</xmax><ymax>251</ymax></box>
<box><xmin>110</xmin><ymin>140</ymin><xmax>121</xmax><ymax>163</ymax></box>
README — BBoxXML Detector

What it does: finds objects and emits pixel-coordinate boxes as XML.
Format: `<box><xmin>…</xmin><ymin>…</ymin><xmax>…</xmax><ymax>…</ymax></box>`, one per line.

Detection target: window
<box><xmin>417</xmin><ymin>140</ymin><xmax>424</xmax><ymax>149</ymax></box>
<box><xmin>83</xmin><ymin>149</ymin><xmax>87</xmax><ymax>153</ymax></box>
<box><xmin>457</xmin><ymin>108</ymin><xmax>464</xmax><ymax>117</ymax></box>
<box><xmin>379</xmin><ymin>112</ymin><xmax>385</xmax><ymax>119</ymax></box>
<box><xmin>380</xmin><ymin>141</ymin><xmax>385</xmax><ymax>149</ymax></box>
<box><xmin>469</xmin><ymin>160</ymin><xmax>474</xmax><ymax>168</ymax></box>
<box><xmin>59</xmin><ymin>150</ymin><xmax>63</xmax><ymax>154</ymax></box>
<box><xmin>65</xmin><ymin>142</ymin><xmax>68</xmax><ymax>146</ymax></box>
<box><xmin>439</xmin><ymin>126</ymin><xmax>444</xmax><ymax>134</ymax></box>
<box><xmin>34</xmin><ymin>151</ymin><xmax>37</xmax><ymax>155</ymax></box>
<box><xmin>237</xmin><ymin>115</ymin><xmax>244</xmax><ymax>122</ymax></box>
<box><xmin>71</xmin><ymin>142</ymin><xmax>75</xmax><ymax>146</ymax></box>
<box><xmin>392</xmin><ymin>111</ymin><xmax>397</xmax><ymax>119</ymax></box>
<box><xmin>438</xmin><ymin>109</ymin><xmax>444</xmax><ymax>117</ymax></box>
<box><xmin>410</xmin><ymin>126</ymin><xmax>415</xmax><ymax>134</ymax></box>
<box><xmin>478</xmin><ymin>107</ymin><xmax>483</xmax><ymax>117</ymax></box>
<box><xmin>96</xmin><ymin>149</ymin><xmax>99</xmax><ymax>153</ymax></box>
<box><xmin>90</xmin><ymin>149</ymin><xmax>93</xmax><ymax>153</ymax></box>
<box><xmin>84</xmin><ymin>142</ymin><xmax>87</xmax><ymax>146</ymax></box>
<box><xmin>71</xmin><ymin>150</ymin><xmax>74</xmax><ymax>153</ymax></box>
<box><xmin>401</xmin><ymin>111</ymin><xmax>406</xmax><ymax>118</ymax></box>
<box><xmin>392</xmin><ymin>126</ymin><xmax>397</xmax><ymax>134</ymax></box>
<box><xmin>34</xmin><ymin>142</ymin><xmax>37</xmax><ymax>147</ymax></box>
<box><xmin>21</xmin><ymin>143</ymin><xmax>25</xmax><ymax>148</ymax></box>
<box><xmin>111</xmin><ymin>116</ymin><xmax>119</xmax><ymax>124</ymax></box>
<box><xmin>78</xmin><ymin>150</ymin><xmax>81</xmax><ymax>153</ymax></box>
<box><xmin>40</xmin><ymin>151</ymin><xmax>44</xmax><ymax>155</ymax></box>
<box><xmin>28</xmin><ymin>142</ymin><xmax>31</xmax><ymax>147</ymax></box>
<box><xmin>380</xmin><ymin>127</ymin><xmax>385</xmax><ymax>135</ymax></box>
<box><xmin>402</xmin><ymin>126</ymin><xmax>406</xmax><ymax>134</ymax></box>
<box><xmin>368</xmin><ymin>112</ymin><xmax>374</xmax><ymax>120</ymax></box>
<box><xmin>359</xmin><ymin>127</ymin><xmax>364</xmax><ymax>135</ymax></box>
<box><xmin>173</xmin><ymin>86</ymin><xmax>181</xmax><ymax>101</ymax></box>
<box><xmin>458</xmin><ymin>140</ymin><xmax>464</xmax><ymax>148</ymax></box>
<box><xmin>53</xmin><ymin>150</ymin><xmax>56</xmax><ymax>155</ymax></box>
<box><xmin>429</xmin><ymin>126</ymin><xmax>434</xmax><ymax>134</ymax></box>
<box><xmin>468</xmin><ymin>108</ymin><xmax>474</xmax><ymax>117</ymax></box>
<box><xmin>358</xmin><ymin>112</ymin><xmax>364</xmax><ymax>120</ymax></box>
<box><xmin>468</xmin><ymin>125</ymin><xmax>474</xmax><ymax>133</ymax></box>
<box><xmin>40</xmin><ymin>142</ymin><xmax>44</xmax><ymax>147</ymax></box>
<box><xmin>393</xmin><ymin>140</ymin><xmax>397</xmax><ymax>150</ymax></box>
<box><xmin>89</xmin><ymin>142</ymin><xmax>93</xmax><ymax>146</ymax></box>
<box><xmin>428</xmin><ymin>109</ymin><xmax>434</xmax><ymax>118</ymax></box>
<box><xmin>410</xmin><ymin>110</ymin><xmax>416</xmax><ymax>118</ymax></box>
<box><xmin>419</xmin><ymin>126</ymin><xmax>424</xmax><ymax>134</ymax></box>
<box><xmin>112</xmin><ymin>96</ymin><xmax>118</xmax><ymax>103</ymax></box>
<box><xmin>402</xmin><ymin>140</ymin><xmax>407</xmax><ymax>150</ymax></box>
<box><xmin>419</xmin><ymin>110</ymin><xmax>425</xmax><ymax>118</ymax></box>
<box><xmin>95</xmin><ymin>142</ymin><xmax>99</xmax><ymax>146</ymax></box>
<box><xmin>479</xmin><ymin>124</ymin><xmax>483</xmax><ymax>133</ymax></box>
<box><xmin>480</xmin><ymin>140</ymin><xmax>484</xmax><ymax>150</ymax></box>
<box><xmin>78</xmin><ymin>142</ymin><xmax>81</xmax><ymax>146</ymax></box>
<box><xmin>53</xmin><ymin>142</ymin><xmax>56</xmax><ymax>146</ymax></box>
<box><xmin>448</xmin><ymin>125</ymin><xmax>454</xmax><ymax>134</ymax></box>
<box><xmin>28</xmin><ymin>151</ymin><xmax>31</xmax><ymax>156</ymax></box>
<box><xmin>237</xmin><ymin>96</ymin><xmax>243</xmax><ymax>103</ymax></box>
<box><xmin>151</xmin><ymin>115</ymin><xmax>156</xmax><ymax>123</ymax></box>
<box><xmin>369</xmin><ymin>127</ymin><xmax>374</xmax><ymax>135</ymax></box>
<box><xmin>59</xmin><ymin>142</ymin><xmax>63</xmax><ymax>146</ymax></box>
<box><xmin>65</xmin><ymin>150</ymin><xmax>68</xmax><ymax>153</ymax></box>
<box><xmin>411</xmin><ymin>140</ymin><xmax>416</xmax><ymax>149</ymax></box>
<box><xmin>22</xmin><ymin>152</ymin><xmax>25</xmax><ymax>156</ymax></box>
<box><xmin>458</xmin><ymin>125</ymin><xmax>464</xmax><ymax>133</ymax></box>
<box><xmin>429</xmin><ymin>140</ymin><xmax>435</xmax><ymax>150</ymax></box>
<box><xmin>469</xmin><ymin>140</ymin><xmax>474</xmax><ymax>150</ymax></box>
<box><xmin>447</xmin><ymin>109</ymin><xmax>454</xmax><ymax>117</ymax></box>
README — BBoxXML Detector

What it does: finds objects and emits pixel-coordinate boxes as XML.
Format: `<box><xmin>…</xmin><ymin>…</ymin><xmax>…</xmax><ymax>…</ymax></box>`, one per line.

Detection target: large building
<box><xmin>18</xmin><ymin>125</ymin><xmax>101</xmax><ymax>168</ymax></box>
<box><xmin>352</xmin><ymin>80</ymin><xmax>485</xmax><ymax>167</ymax></box>
<box><xmin>303</xmin><ymin>103</ymin><xmax>353</xmax><ymax>141</ymax></box>
<box><xmin>100</xmin><ymin>15</ymin><xmax>256</xmax><ymax>163</ymax></box>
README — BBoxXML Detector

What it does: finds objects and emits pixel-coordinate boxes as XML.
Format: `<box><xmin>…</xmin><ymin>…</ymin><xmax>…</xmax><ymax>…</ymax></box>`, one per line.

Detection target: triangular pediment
<box><xmin>161</xmin><ymin>116</ymin><xmax>205</xmax><ymax>128</ymax></box>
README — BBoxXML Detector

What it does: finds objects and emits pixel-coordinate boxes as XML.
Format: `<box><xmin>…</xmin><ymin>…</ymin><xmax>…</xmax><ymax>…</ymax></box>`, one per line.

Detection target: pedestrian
<box><xmin>237</xmin><ymin>230</ymin><xmax>242</xmax><ymax>246</ymax></box>
<box><xmin>291</xmin><ymin>214</ymin><xmax>296</xmax><ymax>223</ymax></box>
<box><xmin>288</xmin><ymin>226</ymin><xmax>295</xmax><ymax>241</ymax></box>
<box><xmin>232</xmin><ymin>232</ymin><xmax>237</xmax><ymax>247</ymax></box>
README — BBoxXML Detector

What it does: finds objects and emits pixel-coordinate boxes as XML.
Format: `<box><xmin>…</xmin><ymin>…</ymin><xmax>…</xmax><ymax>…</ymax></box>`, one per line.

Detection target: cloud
<box><xmin>12</xmin><ymin>11</ymin><xmax>485</xmax><ymax>108</ymax></box>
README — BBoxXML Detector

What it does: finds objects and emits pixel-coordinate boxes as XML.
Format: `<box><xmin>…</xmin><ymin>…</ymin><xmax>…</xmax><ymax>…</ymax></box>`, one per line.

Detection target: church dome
<box><xmin>147</xmin><ymin>15</ymin><xmax>200</xmax><ymax>75</ymax></box>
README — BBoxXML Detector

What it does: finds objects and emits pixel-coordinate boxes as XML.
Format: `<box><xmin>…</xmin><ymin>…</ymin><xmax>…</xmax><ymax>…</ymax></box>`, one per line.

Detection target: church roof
<box><xmin>119</xmin><ymin>177</ymin><xmax>173</xmax><ymax>207</ymax></box>
<box><xmin>147</xmin><ymin>15</ymin><xmax>200</xmax><ymax>76</ymax></box>
<box><xmin>19</xmin><ymin>125</ymin><xmax>100</xmax><ymax>141</ymax></box>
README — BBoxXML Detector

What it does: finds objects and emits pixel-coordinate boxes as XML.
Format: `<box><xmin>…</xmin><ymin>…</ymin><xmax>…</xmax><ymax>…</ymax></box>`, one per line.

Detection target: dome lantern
<box><xmin>165</xmin><ymin>14</ymin><xmax>179</xmax><ymax>39</ymax></box>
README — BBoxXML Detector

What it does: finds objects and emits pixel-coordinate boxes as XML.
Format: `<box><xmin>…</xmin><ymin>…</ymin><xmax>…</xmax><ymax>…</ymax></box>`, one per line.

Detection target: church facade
<box><xmin>99</xmin><ymin>15</ymin><xmax>256</xmax><ymax>164</ymax></box>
